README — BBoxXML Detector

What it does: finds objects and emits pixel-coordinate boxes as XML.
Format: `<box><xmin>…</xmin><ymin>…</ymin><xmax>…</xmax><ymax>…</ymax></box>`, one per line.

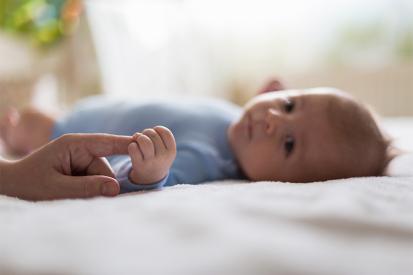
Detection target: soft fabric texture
<box><xmin>1</xmin><ymin>178</ymin><xmax>413</xmax><ymax>275</ymax></box>
<box><xmin>0</xmin><ymin>117</ymin><xmax>412</xmax><ymax>275</ymax></box>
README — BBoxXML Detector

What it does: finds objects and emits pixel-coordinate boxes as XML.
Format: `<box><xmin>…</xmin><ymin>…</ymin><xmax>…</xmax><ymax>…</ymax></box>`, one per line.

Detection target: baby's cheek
<box><xmin>242</xmin><ymin>153</ymin><xmax>275</xmax><ymax>180</ymax></box>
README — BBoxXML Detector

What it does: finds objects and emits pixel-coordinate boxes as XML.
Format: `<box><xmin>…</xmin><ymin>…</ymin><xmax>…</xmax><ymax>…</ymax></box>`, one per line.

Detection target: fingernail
<box><xmin>101</xmin><ymin>181</ymin><xmax>118</xmax><ymax>196</ymax></box>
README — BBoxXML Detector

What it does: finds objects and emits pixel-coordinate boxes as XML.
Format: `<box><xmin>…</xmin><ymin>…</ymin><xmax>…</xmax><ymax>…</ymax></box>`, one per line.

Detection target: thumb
<box><xmin>86</xmin><ymin>157</ymin><xmax>115</xmax><ymax>178</ymax></box>
<box><xmin>60</xmin><ymin>175</ymin><xmax>120</xmax><ymax>198</ymax></box>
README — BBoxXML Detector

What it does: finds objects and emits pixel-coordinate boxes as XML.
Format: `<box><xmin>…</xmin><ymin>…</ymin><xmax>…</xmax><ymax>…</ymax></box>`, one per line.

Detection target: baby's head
<box><xmin>228</xmin><ymin>87</ymin><xmax>390</xmax><ymax>182</ymax></box>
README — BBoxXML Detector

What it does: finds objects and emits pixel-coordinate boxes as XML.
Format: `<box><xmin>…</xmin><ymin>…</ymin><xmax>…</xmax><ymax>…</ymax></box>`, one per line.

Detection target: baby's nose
<box><xmin>265</xmin><ymin>108</ymin><xmax>284</xmax><ymax>135</ymax></box>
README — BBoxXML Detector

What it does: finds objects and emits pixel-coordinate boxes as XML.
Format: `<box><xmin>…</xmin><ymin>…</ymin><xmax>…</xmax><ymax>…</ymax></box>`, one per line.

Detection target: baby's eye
<box><xmin>284</xmin><ymin>99</ymin><xmax>295</xmax><ymax>113</ymax></box>
<box><xmin>284</xmin><ymin>136</ymin><xmax>295</xmax><ymax>157</ymax></box>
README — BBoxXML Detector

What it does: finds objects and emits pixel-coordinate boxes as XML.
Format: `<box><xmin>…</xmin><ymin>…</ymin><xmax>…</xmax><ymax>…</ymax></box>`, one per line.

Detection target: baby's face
<box><xmin>228</xmin><ymin>88</ymin><xmax>349</xmax><ymax>182</ymax></box>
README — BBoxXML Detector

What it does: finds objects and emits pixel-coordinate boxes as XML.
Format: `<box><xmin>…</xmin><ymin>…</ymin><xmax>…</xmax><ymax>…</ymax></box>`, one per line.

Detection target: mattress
<box><xmin>0</xmin><ymin>117</ymin><xmax>413</xmax><ymax>275</ymax></box>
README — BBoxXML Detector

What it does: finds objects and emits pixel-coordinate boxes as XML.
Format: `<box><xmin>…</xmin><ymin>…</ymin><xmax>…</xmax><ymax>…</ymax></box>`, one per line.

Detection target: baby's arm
<box><xmin>128</xmin><ymin>126</ymin><xmax>176</xmax><ymax>185</ymax></box>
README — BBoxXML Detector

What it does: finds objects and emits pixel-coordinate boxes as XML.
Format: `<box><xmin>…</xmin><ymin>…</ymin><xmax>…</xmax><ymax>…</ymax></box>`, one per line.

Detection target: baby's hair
<box><xmin>364</xmin><ymin>104</ymin><xmax>401</xmax><ymax>173</ymax></box>
<box><xmin>325</xmin><ymin>92</ymin><xmax>392</xmax><ymax>178</ymax></box>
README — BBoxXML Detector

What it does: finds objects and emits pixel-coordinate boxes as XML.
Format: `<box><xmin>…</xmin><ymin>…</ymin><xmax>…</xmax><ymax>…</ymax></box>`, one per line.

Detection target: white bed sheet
<box><xmin>0</xmin><ymin>117</ymin><xmax>413</xmax><ymax>275</ymax></box>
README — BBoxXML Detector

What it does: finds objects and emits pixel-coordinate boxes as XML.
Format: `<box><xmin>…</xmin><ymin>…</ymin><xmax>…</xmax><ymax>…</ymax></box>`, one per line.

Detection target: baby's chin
<box><xmin>227</xmin><ymin>121</ymin><xmax>245</xmax><ymax>155</ymax></box>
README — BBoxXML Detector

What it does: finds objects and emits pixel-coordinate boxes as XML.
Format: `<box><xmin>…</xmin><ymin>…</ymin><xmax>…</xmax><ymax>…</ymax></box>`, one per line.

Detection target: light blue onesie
<box><xmin>51</xmin><ymin>96</ymin><xmax>245</xmax><ymax>193</ymax></box>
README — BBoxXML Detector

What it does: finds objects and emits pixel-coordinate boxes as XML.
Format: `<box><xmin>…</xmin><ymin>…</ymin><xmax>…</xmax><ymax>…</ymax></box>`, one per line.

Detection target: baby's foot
<box><xmin>257</xmin><ymin>78</ymin><xmax>285</xmax><ymax>94</ymax></box>
<box><xmin>0</xmin><ymin>108</ymin><xmax>28</xmax><ymax>156</ymax></box>
<box><xmin>0</xmin><ymin>107</ymin><xmax>55</xmax><ymax>156</ymax></box>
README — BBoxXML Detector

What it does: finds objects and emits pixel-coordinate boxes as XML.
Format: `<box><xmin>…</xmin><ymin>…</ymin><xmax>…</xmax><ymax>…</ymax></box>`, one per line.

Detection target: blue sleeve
<box><xmin>109</xmin><ymin>156</ymin><xmax>169</xmax><ymax>193</ymax></box>
<box><xmin>161</xmin><ymin>142</ymin><xmax>228</xmax><ymax>187</ymax></box>
<box><xmin>109</xmin><ymin>142</ymin><xmax>231</xmax><ymax>193</ymax></box>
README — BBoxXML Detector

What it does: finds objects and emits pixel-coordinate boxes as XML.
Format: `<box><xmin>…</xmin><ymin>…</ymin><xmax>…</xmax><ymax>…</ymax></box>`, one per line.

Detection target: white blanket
<box><xmin>1</xmin><ymin>118</ymin><xmax>413</xmax><ymax>275</ymax></box>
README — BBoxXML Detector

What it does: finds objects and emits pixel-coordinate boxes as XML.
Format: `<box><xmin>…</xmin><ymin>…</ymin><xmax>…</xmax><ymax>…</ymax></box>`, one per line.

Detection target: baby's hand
<box><xmin>128</xmin><ymin>126</ymin><xmax>176</xmax><ymax>185</ymax></box>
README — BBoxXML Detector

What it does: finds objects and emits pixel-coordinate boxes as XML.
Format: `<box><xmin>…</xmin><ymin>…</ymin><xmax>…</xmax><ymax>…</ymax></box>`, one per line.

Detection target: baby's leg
<box><xmin>0</xmin><ymin>107</ymin><xmax>56</xmax><ymax>156</ymax></box>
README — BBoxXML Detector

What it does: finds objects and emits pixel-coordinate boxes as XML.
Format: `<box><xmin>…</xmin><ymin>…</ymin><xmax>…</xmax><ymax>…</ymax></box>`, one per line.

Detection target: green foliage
<box><xmin>0</xmin><ymin>0</ymin><xmax>72</xmax><ymax>48</ymax></box>
<box><xmin>328</xmin><ymin>19</ymin><xmax>413</xmax><ymax>66</ymax></box>
<box><xmin>340</xmin><ymin>22</ymin><xmax>384</xmax><ymax>49</ymax></box>
<box><xmin>396</xmin><ymin>29</ymin><xmax>413</xmax><ymax>60</ymax></box>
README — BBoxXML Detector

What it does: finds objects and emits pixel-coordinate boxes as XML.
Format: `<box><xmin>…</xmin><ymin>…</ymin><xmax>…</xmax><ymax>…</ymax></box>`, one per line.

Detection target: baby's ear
<box><xmin>257</xmin><ymin>78</ymin><xmax>285</xmax><ymax>94</ymax></box>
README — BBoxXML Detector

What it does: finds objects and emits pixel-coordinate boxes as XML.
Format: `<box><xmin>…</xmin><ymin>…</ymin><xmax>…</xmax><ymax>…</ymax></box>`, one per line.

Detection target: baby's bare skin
<box><xmin>128</xmin><ymin>126</ymin><xmax>177</xmax><ymax>185</ymax></box>
<box><xmin>0</xmin><ymin>107</ymin><xmax>54</xmax><ymax>156</ymax></box>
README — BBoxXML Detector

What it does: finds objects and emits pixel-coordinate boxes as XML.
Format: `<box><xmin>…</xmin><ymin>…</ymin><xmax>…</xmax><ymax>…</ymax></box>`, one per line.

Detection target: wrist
<box><xmin>124</xmin><ymin>171</ymin><xmax>169</xmax><ymax>192</ymax></box>
<box><xmin>129</xmin><ymin>170</ymin><xmax>168</xmax><ymax>185</ymax></box>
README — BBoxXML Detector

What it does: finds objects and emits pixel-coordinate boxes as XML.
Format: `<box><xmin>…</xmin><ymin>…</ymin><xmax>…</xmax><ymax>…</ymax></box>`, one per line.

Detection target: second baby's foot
<box><xmin>0</xmin><ymin>107</ymin><xmax>55</xmax><ymax>156</ymax></box>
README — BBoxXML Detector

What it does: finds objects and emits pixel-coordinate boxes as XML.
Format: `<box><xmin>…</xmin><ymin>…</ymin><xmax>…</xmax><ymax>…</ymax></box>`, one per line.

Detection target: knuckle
<box><xmin>142</xmin><ymin>128</ymin><xmax>157</xmax><ymax>136</ymax></box>
<box><xmin>157</xmin><ymin>126</ymin><xmax>173</xmax><ymax>136</ymax></box>
<box><xmin>59</xmin><ymin>133</ymin><xmax>77</xmax><ymax>143</ymax></box>
<box><xmin>137</xmin><ymin>134</ymin><xmax>151</xmax><ymax>144</ymax></box>
<box><xmin>133</xmin><ymin>132</ymin><xmax>142</xmax><ymax>140</ymax></box>
<box><xmin>154</xmin><ymin>125</ymin><xmax>167</xmax><ymax>132</ymax></box>
<box><xmin>155</xmin><ymin>127</ymin><xmax>176</xmax><ymax>147</ymax></box>
<box><xmin>127</xmin><ymin>142</ymin><xmax>136</xmax><ymax>153</ymax></box>
<box><xmin>155</xmin><ymin>126</ymin><xmax>173</xmax><ymax>137</ymax></box>
<box><xmin>138</xmin><ymin>137</ymin><xmax>154</xmax><ymax>152</ymax></box>
<box><xmin>138</xmin><ymin>142</ymin><xmax>150</xmax><ymax>151</ymax></box>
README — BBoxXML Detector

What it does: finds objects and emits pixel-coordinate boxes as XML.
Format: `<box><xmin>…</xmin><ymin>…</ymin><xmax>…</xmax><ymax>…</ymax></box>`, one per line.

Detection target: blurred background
<box><xmin>0</xmin><ymin>0</ymin><xmax>412</xmax><ymax>116</ymax></box>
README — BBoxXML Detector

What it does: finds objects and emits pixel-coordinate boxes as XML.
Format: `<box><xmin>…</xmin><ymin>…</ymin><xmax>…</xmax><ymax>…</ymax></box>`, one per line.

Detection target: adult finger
<box><xmin>86</xmin><ymin>157</ymin><xmax>115</xmax><ymax>178</ymax></box>
<box><xmin>62</xmin><ymin>133</ymin><xmax>133</xmax><ymax>157</ymax></box>
<box><xmin>58</xmin><ymin>174</ymin><xmax>120</xmax><ymax>198</ymax></box>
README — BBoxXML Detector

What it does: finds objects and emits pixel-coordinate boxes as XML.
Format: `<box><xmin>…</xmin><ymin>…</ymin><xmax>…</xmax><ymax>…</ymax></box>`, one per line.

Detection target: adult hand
<box><xmin>0</xmin><ymin>133</ymin><xmax>132</xmax><ymax>201</ymax></box>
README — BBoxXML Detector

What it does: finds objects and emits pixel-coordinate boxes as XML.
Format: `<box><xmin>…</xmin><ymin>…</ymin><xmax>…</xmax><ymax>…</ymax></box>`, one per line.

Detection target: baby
<box><xmin>0</xmin><ymin>81</ymin><xmax>392</xmax><ymax>193</ymax></box>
